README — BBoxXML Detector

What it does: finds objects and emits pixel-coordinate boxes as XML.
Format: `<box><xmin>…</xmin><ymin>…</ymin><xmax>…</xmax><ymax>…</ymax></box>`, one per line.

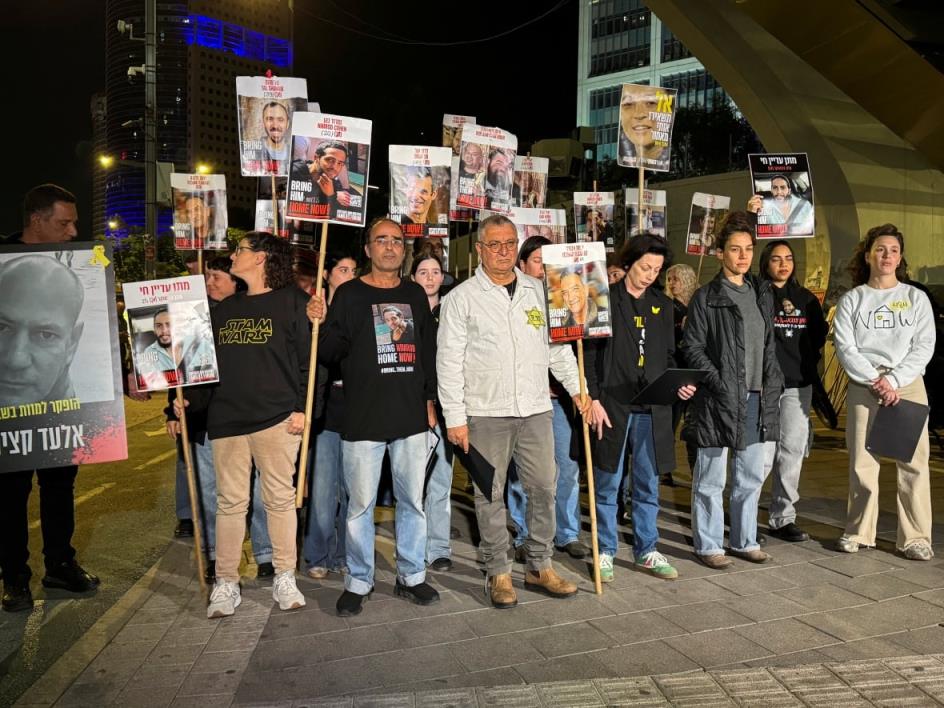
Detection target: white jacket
<box><xmin>437</xmin><ymin>266</ymin><xmax>580</xmax><ymax>428</ymax></box>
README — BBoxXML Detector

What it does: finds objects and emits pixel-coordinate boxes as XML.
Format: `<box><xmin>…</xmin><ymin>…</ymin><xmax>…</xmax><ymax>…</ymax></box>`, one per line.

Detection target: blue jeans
<box><xmin>342</xmin><ymin>432</ymin><xmax>428</xmax><ymax>595</ymax></box>
<box><xmin>507</xmin><ymin>399</ymin><xmax>581</xmax><ymax>547</ymax></box>
<box><xmin>692</xmin><ymin>392</ymin><xmax>767</xmax><ymax>556</ymax></box>
<box><xmin>177</xmin><ymin>437</ymin><xmax>272</xmax><ymax>562</ymax></box>
<box><xmin>425</xmin><ymin>423</ymin><xmax>454</xmax><ymax>562</ymax></box>
<box><xmin>594</xmin><ymin>412</ymin><xmax>659</xmax><ymax>558</ymax></box>
<box><xmin>303</xmin><ymin>429</ymin><xmax>347</xmax><ymax>571</ymax></box>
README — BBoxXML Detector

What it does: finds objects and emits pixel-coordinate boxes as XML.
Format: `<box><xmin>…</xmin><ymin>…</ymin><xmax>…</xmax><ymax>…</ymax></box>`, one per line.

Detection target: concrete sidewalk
<box><xmin>15</xmin><ymin>421</ymin><xmax>944</xmax><ymax>706</ymax></box>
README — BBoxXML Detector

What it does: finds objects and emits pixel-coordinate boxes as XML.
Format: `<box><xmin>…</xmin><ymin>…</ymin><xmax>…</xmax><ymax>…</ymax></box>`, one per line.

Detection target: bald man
<box><xmin>1</xmin><ymin>184</ymin><xmax>99</xmax><ymax>614</ymax></box>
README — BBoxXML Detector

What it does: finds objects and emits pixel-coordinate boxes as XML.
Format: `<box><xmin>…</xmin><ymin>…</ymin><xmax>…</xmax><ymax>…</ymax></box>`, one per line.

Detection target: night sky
<box><xmin>1</xmin><ymin>0</ymin><xmax>578</xmax><ymax>237</ymax></box>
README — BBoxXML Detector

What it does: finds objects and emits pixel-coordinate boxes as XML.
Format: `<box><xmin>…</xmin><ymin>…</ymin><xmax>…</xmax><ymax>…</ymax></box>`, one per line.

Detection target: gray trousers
<box><xmin>765</xmin><ymin>385</ymin><xmax>812</xmax><ymax>529</ymax></box>
<box><xmin>468</xmin><ymin>411</ymin><xmax>556</xmax><ymax>576</ymax></box>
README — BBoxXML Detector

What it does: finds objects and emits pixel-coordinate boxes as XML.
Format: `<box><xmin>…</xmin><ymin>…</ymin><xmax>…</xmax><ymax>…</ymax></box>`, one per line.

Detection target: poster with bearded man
<box><xmin>236</xmin><ymin>75</ymin><xmax>308</xmax><ymax>177</ymax></box>
<box><xmin>389</xmin><ymin>145</ymin><xmax>451</xmax><ymax>238</ymax></box>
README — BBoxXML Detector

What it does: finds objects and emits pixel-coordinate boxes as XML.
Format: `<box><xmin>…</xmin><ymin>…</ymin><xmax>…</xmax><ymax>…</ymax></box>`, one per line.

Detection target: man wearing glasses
<box><xmin>313</xmin><ymin>218</ymin><xmax>439</xmax><ymax>617</ymax></box>
<box><xmin>437</xmin><ymin>214</ymin><xmax>592</xmax><ymax>609</ymax></box>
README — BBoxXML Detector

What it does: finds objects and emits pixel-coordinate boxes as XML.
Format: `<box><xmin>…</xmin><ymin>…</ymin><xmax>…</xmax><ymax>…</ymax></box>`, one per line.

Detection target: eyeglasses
<box><xmin>234</xmin><ymin>245</ymin><xmax>257</xmax><ymax>254</ymax></box>
<box><xmin>371</xmin><ymin>236</ymin><xmax>405</xmax><ymax>248</ymax></box>
<box><xmin>481</xmin><ymin>240</ymin><xmax>518</xmax><ymax>254</ymax></box>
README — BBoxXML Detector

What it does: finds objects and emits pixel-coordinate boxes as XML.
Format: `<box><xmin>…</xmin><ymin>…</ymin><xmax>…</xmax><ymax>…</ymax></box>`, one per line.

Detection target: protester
<box><xmin>664</xmin><ymin>263</ymin><xmax>699</xmax><ymax>482</ymax></box>
<box><xmin>832</xmin><ymin>224</ymin><xmax>935</xmax><ymax>559</ymax></box>
<box><xmin>176</xmin><ymin>233</ymin><xmax>310</xmax><ymax>619</ymax></box>
<box><xmin>681</xmin><ymin>211</ymin><xmax>783</xmax><ymax>569</ymax></box>
<box><xmin>506</xmin><ymin>236</ymin><xmax>589</xmax><ymax>562</ymax></box>
<box><xmin>757</xmin><ymin>240</ymin><xmax>827</xmax><ymax>542</ymax></box>
<box><xmin>437</xmin><ymin>214</ymin><xmax>591</xmax><ymax>609</ymax></box>
<box><xmin>313</xmin><ymin>218</ymin><xmax>439</xmax><ymax>617</ymax></box>
<box><xmin>302</xmin><ymin>254</ymin><xmax>357</xmax><ymax>580</ymax></box>
<box><xmin>1</xmin><ymin>184</ymin><xmax>98</xmax><ymax>613</ymax></box>
<box><xmin>587</xmin><ymin>234</ymin><xmax>695</xmax><ymax>582</ymax></box>
<box><xmin>606</xmin><ymin>254</ymin><xmax>625</xmax><ymax>285</ymax></box>
<box><xmin>165</xmin><ymin>256</ymin><xmax>275</xmax><ymax>583</ymax></box>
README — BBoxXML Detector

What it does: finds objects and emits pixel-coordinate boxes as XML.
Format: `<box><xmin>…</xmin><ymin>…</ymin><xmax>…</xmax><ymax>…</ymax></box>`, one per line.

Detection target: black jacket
<box><xmin>681</xmin><ymin>272</ymin><xmax>783</xmax><ymax>449</ymax></box>
<box><xmin>585</xmin><ymin>284</ymin><xmax>677</xmax><ymax>475</ymax></box>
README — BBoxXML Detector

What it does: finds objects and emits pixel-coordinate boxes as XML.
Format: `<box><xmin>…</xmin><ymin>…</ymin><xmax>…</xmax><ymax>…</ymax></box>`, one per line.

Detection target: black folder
<box><xmin>629</xmin><ymin>368</ymin><xmax>711</xmax><ymax>406</ymax></box>
<box><xmin>454</xmin><ymin>444</ymin><xmax>496</xmax><ymax>502</ymax></box>
<box><xmin>866</xmin><ymin>399</ymin><xmax>929</xmax><ymax>462</ymax></box>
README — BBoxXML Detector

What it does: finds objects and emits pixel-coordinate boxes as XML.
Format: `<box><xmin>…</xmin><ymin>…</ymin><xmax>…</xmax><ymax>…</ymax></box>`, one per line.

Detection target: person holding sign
<box><xmin>586</xmin><ymin>234</ymin><xmax>695</xmax><ymax>582</ymax></box>
<box><xmin>681</xmin><ymin>212</ymin><xmax>783</xmax><ymax>570</ymax></box>
<box><xmin>437</xmin><ymin>215</ymin><xmax>590</xmax><ymax>609</ymax></box>
<box><xmin>832</xmin><ymin>225</ymin><xmax>935</xmax><ymax>559</ymax></box>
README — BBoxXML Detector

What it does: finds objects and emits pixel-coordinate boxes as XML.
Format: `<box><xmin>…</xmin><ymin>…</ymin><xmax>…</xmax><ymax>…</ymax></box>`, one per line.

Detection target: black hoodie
<box><xmin>769</xmin><ymin>281</ymin><xmax>827</xmax><ymax>388</ymax></box>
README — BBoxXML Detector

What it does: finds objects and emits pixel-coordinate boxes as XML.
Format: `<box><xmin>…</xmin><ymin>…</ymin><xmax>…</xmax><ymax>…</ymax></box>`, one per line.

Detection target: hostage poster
<box><xmin>625</xmin><ymin>188</ymin><xmax>667</xmax><ymax>238</ymax></box>
<box><xmin>255</xmin><ymin>176</ymin><xmax>290</xmax><ymax>239</ymax></box>
<box><xmin>286</xmin><ymin>112</ymin><xmax>372</xmax><ymax>226</ymax></box>
<box><xmin>749</xmin><ymin>153</ymin><xmax>815</xmax><ymax>238</ymax></box>
<box><xmin>617</xmin><ymin>83</ymin><xmax>677</xmax><ymax>172</ymax></box>
<box><xmin>0</xmin><ymin>242</ymin><xmax>127</xmax><ymax>472</ymax></box>
<box><xmin>403</xmin><ymin>236</ymin><xmax>449</xmax><ymax>278</ymax></box>
<box><xmin>172</xmin><ymin>173</ymin><xmax>228</xmax><ymax>250</ymax></box>
<box><xmin>442</xmin><ymin>114</ymin><xmax>475</xmax><ymax>155</ymax></box>
<box><xmin>485</xmin><ymin>207</ymin><xmax>567</xmax><ymax>245</ymax></box>
<box><xmin>236</xmin><ymin>75</ymin><xmax>308</xmax><ymax>177</ymax></box>
<box><xmin>542</xmin><ymin>241</ymin><xmax>612</xmax><ymax>343</ymax></box>
<box><xmin>455</xmin><ymin>124</ymin><xmax>517</xmax><ymax>212</ymax></box>
<box><xmin>513</xmin><ymin>156</ymin><xmax>549</xmax><ymax>208</ymax></box>
<box><xmin>574</xmin><ymin>192</ymin><xmax>616</xmax><ymax>252</ymax></box>
<box><xmin>123</xmin><ymin>276</ymin><xmax>219</xmax><ymax>392</ymax></box>
<box><xmin>686</xmin><ymin>192</ymin><xmax>731</xmax><ymax>256</ymax></box>
<box><xmin>389</xmin><ymin>145</ymin><xmax>451</xmax><ymax>238</ymax></box>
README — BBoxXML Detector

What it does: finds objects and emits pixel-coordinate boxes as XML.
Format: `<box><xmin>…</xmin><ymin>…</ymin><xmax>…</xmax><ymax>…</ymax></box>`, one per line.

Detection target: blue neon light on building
<box><xmin>183</xmin><ymin>15</ymin><xmax>291</xmax><ymax>67</ymax></box>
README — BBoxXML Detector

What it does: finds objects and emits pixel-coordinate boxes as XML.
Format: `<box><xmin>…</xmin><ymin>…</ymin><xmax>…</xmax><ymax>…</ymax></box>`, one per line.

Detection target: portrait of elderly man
<box><xmin>558</xmin><ymin>264</ymin><xmax>608</xmax><ymax>335</ymax></box>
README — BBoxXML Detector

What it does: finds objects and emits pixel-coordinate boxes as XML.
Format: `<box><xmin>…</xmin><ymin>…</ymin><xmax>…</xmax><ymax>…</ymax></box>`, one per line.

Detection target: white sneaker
<box><xmin>272</xmin><ymin>570</ymin><xmax>306</xmax><ymax>611</ymax></box>
<box><xmin>207</xmin><ymin>579</ymin><xmax>241</xmax><ymax>619</ymax></box>
<box><xmin>599</xmin><ymin>553</ymin><xmax>615</xmax><ymax>583</ymax></box>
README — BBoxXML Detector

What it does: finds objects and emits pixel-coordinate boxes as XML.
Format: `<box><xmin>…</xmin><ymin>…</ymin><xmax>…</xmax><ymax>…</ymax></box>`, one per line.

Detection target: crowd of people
<box><xmin>1</xmin><ymin>183</ymin><xmax>936</xmax><ymax>626</ymax></box>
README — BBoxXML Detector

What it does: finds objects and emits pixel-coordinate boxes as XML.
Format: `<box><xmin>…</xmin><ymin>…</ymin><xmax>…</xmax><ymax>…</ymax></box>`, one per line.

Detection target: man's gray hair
<box><xmin>478</xmin><ymin>214</ymin><xmax>515</xmax><ymax>241</ymax></box>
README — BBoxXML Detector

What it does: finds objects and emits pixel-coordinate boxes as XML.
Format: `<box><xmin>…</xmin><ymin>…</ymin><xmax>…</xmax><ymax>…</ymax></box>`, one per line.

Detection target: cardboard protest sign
<box><xmin>389</xmin><ymin>145</ymin><xmax>451</xmax><ymax>238</ymax></box>
<box><xmin>254</xmin><ymin>177</ymin><xmax>289</xmax><ymax>239</ymax></box>
<box><xmin>404</xmin><ymin>237</ymin><xmax>450</xmax><ymax>276</ymax></box>
<box><xmin>625</xmin><ymin>188</ymin><xmax>667</xmax><ymax>238</ymax></box>
<box><xmin>172</xmin><ymin>173</ymin><xmax>228</xmax><ymax>250</ymax></box>
<box><xmin>686</xmin><ymin>192</ymin><xmax>731</xmax><ymax>256</ymax></box>
<box><xmin>236</xmin><ymin>76</ymin><xmax>308</xmax><ymax>177</ymax></box>
<box><xmin>286</xmin><ymin>112</ymin><xmax>371</xmax><ymax>226</ymax></box>
<box><xmin>489</xmin><ymin>207</ymin><xmax>567</xmax><ymax>245</ymax></box>
<box><xmin>455</xmin><ymin>125</ymin><xmax>517</xmax><ymax>212</ymax></box>
<box><xmin>749</xmin><ymin>153</ymin><xmax>815</xmax><ymax>238</ymax></box>
<box><xmin>513</xmin><ymin>156</ymin><xmax>549</xmax><ymax>208</ymax></box>
<box><xmin>123</xmin><ymin>276</ymin><xmax>218</xmax><ymax>392</ymax></box>
<box><xmin>617</xmin><ymin>83</ymin><xmax>677</xmax><ymax>172</ymax></box>
<box><xmin>574</xmin><ymin>192</ymin><xmax>616</xmax><ymax>252</ymax></box>
<box><xmin>0</xmin><ymin>242</ymin><xmax>127</xmax><ymax>472</ymax></box>
<box><xmin>449</xmin><ymin>155</ymin><xmax>474</xmax><ymax>222</ymax></box>
<box><xmin>543</xmin><ymin>241</ymin><xmax>612</xmax><ymax>343</ymax></box>
<box><xmin>442</xmin><ymin>114</ymin><xmax>475</xmax><ymax>156</ymax></box>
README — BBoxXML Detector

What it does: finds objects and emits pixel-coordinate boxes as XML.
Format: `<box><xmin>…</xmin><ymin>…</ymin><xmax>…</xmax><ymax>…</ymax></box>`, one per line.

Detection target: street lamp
<box><xmin>195</xmin><ymin>163</ymin><xmax>212</xmax><ymax>175</ymax></box>
<box><xmin>99</xmin><ymin>154</ymin><xmax>115</xmax><ymax>169</ymax></box>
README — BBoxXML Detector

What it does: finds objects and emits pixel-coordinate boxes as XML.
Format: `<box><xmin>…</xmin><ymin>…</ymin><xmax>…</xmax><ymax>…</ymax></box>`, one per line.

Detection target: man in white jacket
<box><xmin>437</xmin><ymin>214</ymin><xmax>591</xmax><ymax>609</ymax></box>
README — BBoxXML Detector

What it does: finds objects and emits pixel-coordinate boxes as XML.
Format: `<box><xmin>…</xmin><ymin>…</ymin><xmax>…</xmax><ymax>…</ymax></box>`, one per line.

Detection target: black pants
<box><xmin>0</xmin><ymin>466</ymin><xmax>78</xmax><ymax>580</ymax></box>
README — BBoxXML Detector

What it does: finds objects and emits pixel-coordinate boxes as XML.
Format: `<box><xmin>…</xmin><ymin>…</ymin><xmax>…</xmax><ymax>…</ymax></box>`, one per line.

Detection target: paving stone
<box><xmin>720</xmin><ymin>593</ymin><xmax>809</xmax><ymax>622</ymax></box>
<box><xmin>754</xmin><ymin>543</ymin><xmax>833</xmax><ymax>565</ymax></box>
<box><xmin>789</xmin><ymin>684</ymin><xmax>872</xmax><ymax>706</ymax></box>
<box><xmin>534</xmin><ymin>680</ymin><xmax>605</xmax><ymax>706</ymax></box>
<box><xmin>709</xmin><ymin>667</ymin><xmax>796</xmax><ymax>701</ymax></box>
<box><xmin>828</xmin><ymin>658</ymin><xmax>905</xmax><ymax>687</ymax></box>
<box><xmin>911</xmin><ymin>588</ymin><xmax>944</xmax><ymax>608</ymax></box>
<box><xmin>796</xmin><ymin>597</ymin><xmax>944</xmax><ymax>641</ymax></box>
<box><xmin>170</xmin><ymin>694</ymin><xmax>235</xmax><ymax>707</ymax></box>
<box><xmin>591</xmin><ymin>585</ymin><xmax>676</xmax><ymax>615</ymax></box>
<box><xmin>512</xmin><ymin>651</ymin><xmax>614</xmax><ymax>684</ymax></box>
<box><xmin>766</xmin><ymin>562</ymin><xmax>851</xmax><ymax>588</ymax></box>
<box><xmin>147</xmin><ymin>641</ymin><xmax>207</xmax><ymax>665</ymax></box>
<box><xmin>651</xmin><ymin>578</ymin><xmax>741</xmax><ymax>606</ymax></box>
<box><xmin>518</xmin><ymin>622</ymin><xmax>614</xmax><ymax>659</ymax></box>
<box><xmin>588</xmin><ymin>610</ymin><xmax>687</xmax><ymax>645</ymax></box>
<box><xmin>111</xmin><ymin>686</ymin><xmax>176</xmax><ymax>707</ymax></box>
<box><xmin>387</xmin><ymin>613</ymin><xmax>477</xmax><ymax>649</ymax></box>
<box><xmin>462</xmin><ymin>605</ymin><xmax>549</xmax><ymax>638</ymax></box>
<box><xmin>156</xmin><ymin>625</ymin><xmax>217</xmax><ymax>648</ymax></box>
<box><xmin>883</xmin><ymin>655</ymin><xmax>944</xmax><ymax>682</ymax></box>
<box><xmin>770</xmin><ymin>664</ymin><xmax>852</xmax><ymax>692</ymax></box>
<box><xmin>704</xmin><ymin>569</ymin><xmax>799</xmax><ymax>597</ymax></box>
<box><xmin>653</xmin><ymin>601</ymin><xmax>753</xmax><ymax>633</ymax></box>
<box><xmin>191</xmin><ymin>648</ymin><xmax>254</xmax><ymax>674</ymax></box>
<box><xmin>259</xmin><ymin>607</ymin><xmax>350</xmax><ymax>641</ymax></box>
<box><xmin>521</xmin><ymin>594</ymin><xmax>616</xmax><ymax>625</ymax></box>
<box><xmin>476</xmin><ymin>684</ymin><xmax>542</xmax><ymax>707</ymax></box>
<box><xmin>291</xmin><ymin>698</ymin><xmax>354</xmax><ymax>707</ymax></box>
<box><xmin>745</xmin><ymin>650</ymin><xmax>834</xmax><ymax>668</ymax></box>
<box><xmin>882</xmin><ymin>562</ymin><xmax>944</xmax><ymax>590</ymax></box>
<box><xmin>594</xmin><ymin>640</ymin><xmax>699</xmax><ymax>676</ymax></box>
<box><xmin>111</xmin><ymin>621</ymin><xmax>173</xmax><ymax>645</ymax></box>
<box><xmin>448</xmin><ymin>633</ymin><xmax>543</xmax><ymax>673</ymax></box>
<box><xmin>204</xmin><ymin>629</ymin><xmax>264</xmax><ymax>653</ymax></box>
<box><xmin>593</xmin><ymin>676</ymin><xmax>669</xmax><ymax>705</ymax></box>
<box><xmin>251</xmin><ymin>625</ymin><xmax>399</xmax><ymax>672</ymax></box>
<box><xmin>810</xmin><ymin>554</ymin><xmax>898</xmax><ymax>577</ymax></box>
<box><xmin>382</xmin><ymin>667</ymin><xmax>523</xmax><ymax>695</ymax></box>
<box><xmin>344</xmin><ymin>597</ymin><xmax>421</xmax><ymax>629</ymax></box>
<box><xmin>653</xmin><ymin>672</ymin><xmax>727</xmax><ymax>703</ymax></box>
<box><xmin>818</xmin><ymin>637</ymin><xmax>917</xmax><ymax>661</ymax></box>
<box><xmin>732</xmin><ymin>618</ymin><xmax>841</xmax><ymax>654</ymax></box>
<box><xmin>178</xmin><ymin>669</ymin><xmax>247</xmax><ymax>697</ymax></box>
<box><xmin>832</xmin><ymin>571</ymin><xmax>930</xmax><ymax>601</ymax></box>
<box><xmin>352</xmin><ymin>693</ymin><xmax>414</xmax><ymax>707</ymax></box>
<box><xmin>129</xmin><ymin>661</ymin><xmax>191</xmax><ymax>688</ymax></box>
<box><xmin>664</xmin><ymin>629</ymin><xmax>772</xmax><ymax>668</ymax></box>
<box><xmin>856</xmin><ymin>683</ymin><xmax>940</xmax><ymax>706</ymax></box>
<box><xmin>776</xmin><ymin>583</ymin><xmax>874</xmax><ymax>612</ymax></box>
<box><xmin>412</xmin><ymin>688</ymin><xmax>477</xmax><ymax>707</ymax></box>
<box><xmin>54</xmin><ymin>678</ymin><xmax>125</xmax><ymax>707</ymax></box>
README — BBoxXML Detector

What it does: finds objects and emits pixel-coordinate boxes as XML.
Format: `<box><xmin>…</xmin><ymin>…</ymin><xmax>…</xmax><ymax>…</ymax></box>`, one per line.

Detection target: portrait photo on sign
<box><xmin>235</xmin><ymin>75</ymin><xmax>308</xmax><ymax>177</ymax></box>
<box><xmin>126</xmin><ymin>301</ymin><xmax>217</xmax><ymax>391</ymax></box>
<box><xmin>686</xmin><ymin>192</ymin><xmax>731</xmax><ymax>256</ymax></box>
<box><xmin>543</xmin><ymin>242</ymin><xmax>612</xmax><ymax>343</ymax></box>
<box><xmin>442</xmin><ymin>114</ymin><xmax>475</xmax><ymax>156</ymax></box>
<box><xmin>388</xmin><ymin>145</ymin><xmax>452</xmax><ymax>238</ymax></box>
<box><xmin>171</xmin><ymin>173</ymin><xmax>228</xmax><ymax>250</ymax></box>
<box><xmin>455</xmin><ymin>124</ymin><xmax>517</xmax><ymax>212</ymax></box>
<box><xmin>625</xmin><ymin>188</ymin><xmax>667</xmax><ymax>238</ymax></box>
<box><xmin>404</xmin><ymin>236</ymin><xmax>449</xmax><ymax>274</ymax></box>
<box><xmin>574</xmin><ymin>193</ymin><xmax>616</xmax><ymax>252</ymax></box>
<box><xmin>617</xmin><ymin>83</ymin><xmax>677</xmax><ymax>172</ymax></box>
<box><xmin>513</xmin><ymin>156</ymin><xmax>549</xmax><ymax>208</ymax></box>
<box><xmin>749</xmin><ymin>153</ymin><xmax>815</xmax><ymax>238</ymax></box>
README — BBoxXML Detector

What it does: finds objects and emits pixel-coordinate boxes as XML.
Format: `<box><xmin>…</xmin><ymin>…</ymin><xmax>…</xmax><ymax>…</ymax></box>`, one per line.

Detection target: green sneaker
<box><xmin>634</xmin><ymin>551</ymin><xmax>678</xmax><ymax>580</ymax></box>
<box><xmin>598</xmin><ymin>553</ymin><xmax>614</xmax><ymax>583</ymax></box>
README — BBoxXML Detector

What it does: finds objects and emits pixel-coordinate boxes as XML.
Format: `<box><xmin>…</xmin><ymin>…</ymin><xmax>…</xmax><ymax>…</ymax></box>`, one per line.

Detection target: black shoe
<box><xmin>204</xmin><ymin>560</ymin><xmax>216</xmax><ymax>584</ymax></box>
<box><xmin>660</xmin><ymin>474</ymin><xmax>675</xmax><ymax>487</ymax></box>
<box><xmin>336</xmin><ymin>589</ymin><xmax>368</xmax><ymax>616</ymax></box>
<box><xmin>42</xmin><ymin>561</ymin><xmax>100</xmax><ymax>593</ymax></box>
<box><xmin>2</xmin><ymin>577</ymin><xmax>33</xmax><ymax>612</ymax></box>
<box><xmin>556</xmin><ymin>541</ymin><xmax>590</xmax><ymax>559</ymax></box>
<box><xmin>757</xmin><ymin>529</ymin><xmax>767</xmax><ymax>547</ymax></box>
<box><xmin>256</xmin><ymin>562</ymin><xmax>275</xmax><ymax>579</ymax></box>
<box><xmin>394</xmin><ymin>580</ymin><xmax>440</xmax><ymax>606</ymax></box>
<box><xmin>174</xmin><ymin>519</ymin><xmax>194</xmax><ymax>538</ymax></box>
<box><xmin>768</xmin><ymin>522</ymin><xmax>810</xmax><ymax>543</ymax></box>
<box><xmin>514</xmin><ymin>545</ymin><xmax>527</xmax><ymax>564</ymax></box>
<box><xmin>429</xmin><ymin>557</ymin><xmax>453</xmax><ymax>572</ymax></box>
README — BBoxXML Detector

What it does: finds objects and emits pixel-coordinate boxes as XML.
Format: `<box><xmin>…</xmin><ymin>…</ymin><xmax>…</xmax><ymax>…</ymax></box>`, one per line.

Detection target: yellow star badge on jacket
<box><xmin>651</xmin><ymin>306</ymin><xmax>661</xmax><ymax>314</ymax></box>
<box><xmin>525</xmin><ymin>306</ymin><xmax>545</xmax><ymax>329</ymax></box>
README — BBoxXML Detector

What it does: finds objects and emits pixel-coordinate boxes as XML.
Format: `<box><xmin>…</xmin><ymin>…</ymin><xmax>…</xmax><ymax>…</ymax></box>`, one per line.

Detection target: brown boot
<box><xmin>488</xmin><ymin>573</ymin><xmax>517</xmax><ymax>609</ymax></box>
<box><xmin>524</xmin><ymin>566</ymin><xmax>577</xmax><ymax>599</ymax></box>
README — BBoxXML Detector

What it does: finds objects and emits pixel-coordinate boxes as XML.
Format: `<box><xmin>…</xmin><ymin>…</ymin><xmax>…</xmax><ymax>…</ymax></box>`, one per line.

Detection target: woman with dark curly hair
<box><xmin>178</xmin><ymin>232</ymin><xmax>313</xmax><ymax>618</ymax></box>
<box><xmin>833</xmin><ymin>224</ymin><xmax>935</xmax><ymax>559</ymax></box>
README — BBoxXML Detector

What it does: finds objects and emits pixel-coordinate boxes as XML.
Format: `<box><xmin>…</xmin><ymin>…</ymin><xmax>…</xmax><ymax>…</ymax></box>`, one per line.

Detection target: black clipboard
<box><xmin>866</xmin><ymin>399</ymin><xmax>929</xmax><ymax>462</ymax></box>
<box><xmin>454</xmin><ymin>444</ymin><xmax>496</xmax><ymax>502</ymax></box>
<box><xmin>629</xmin><ymin>368</ymin><xmax>710</xmax><ymax>406</ymax></box>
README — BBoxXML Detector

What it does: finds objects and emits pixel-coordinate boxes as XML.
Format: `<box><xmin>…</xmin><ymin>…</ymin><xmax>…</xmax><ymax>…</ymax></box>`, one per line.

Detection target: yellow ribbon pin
<box><xmin>88</xmin><ymin>245</ymin><xmax>111</xmax><ymax>268</ymax></box>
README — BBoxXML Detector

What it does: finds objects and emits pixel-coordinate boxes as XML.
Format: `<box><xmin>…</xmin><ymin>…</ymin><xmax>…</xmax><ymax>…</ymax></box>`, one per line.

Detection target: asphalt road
<box><xmin>0</xmin><ymin>397</ymin><xmax>178</xmax><ymax>705</ymax></box>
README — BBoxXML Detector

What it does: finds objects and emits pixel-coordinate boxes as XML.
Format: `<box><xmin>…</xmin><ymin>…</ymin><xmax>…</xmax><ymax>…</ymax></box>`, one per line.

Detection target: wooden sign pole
<box><xmin>176</xmin><ymin>387</ymin><xmax>208</xmax><ymax>598</ymax></box>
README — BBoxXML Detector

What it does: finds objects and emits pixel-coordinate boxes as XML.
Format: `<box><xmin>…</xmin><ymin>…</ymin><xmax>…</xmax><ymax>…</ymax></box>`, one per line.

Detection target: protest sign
<box><xmin>172</xmin><ymin>173</ymin><xmax>228</xmax><ymax>250</ymax></box>
<box><xmin>513</xmin><ymin>156</ymin><xmax>549</xmax><ymax>208</ymax></box>
<box><xmin>574</xmin><ymin>192</ymin><xmax>616</xmax><ymax>252</ymax></box>
<box><xmin>449</xmin><ymin>155</ymin><xmax>474</xmax><ymax>222</ymax></box>
<box><xmin>404</xmin><ymin>236</ymin><xmax>450</xmax><ymax>276</ymax></box>
<box><xmin>236</xmin><ymin>76</ymin><xmax>308</xmax><ymax>177</ymax></box>
<box><xmin>389</xmin><ymin>145</ymin><xmax>451</xmax><ymax>238</ymax></box>
<box><xmin>442</xmin><ymin>114</ymin><xmax>475</xmax><ymax>156</ymax></box>
<box><xmin>617</xmin><ymin>84</ymin><xmax>677</xmax><ymax>173</ymax></box>
<box><xmin>0</xmin><ymin>243</ymin><xmax>127</xmax><ymax>472</ymax></box>
<box><xmin>625</xmin><ymin>188</ymin><xmax>667</xmax><ymax>238</ymax></box>
<box><xmin>455</xmin><ymin>124</ymin><xmax>517</xmax><ymax>212</ymax></box>
<box><xmin>685</xmin><ymin>192</ymin><xmax>731</xmax><ymax>256</ymax></box>
<box><xmin>485</xmin><ymin>207</ymin><xmax>567</xmax><ymax>245</ymax></box>
<box><xmin>749</xmin><ymin>153</ymin><xmax>815</xmax><ymax>238</ymax></box>
<box><xmin>255</xmin><ymin>176</ymin><xmax>289</xmax><ymax>238</ymax></box>
<box><xmin>543</xmin><ymin>241</ymin><xmax>612</xmax><ymax>343</ymax></box>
